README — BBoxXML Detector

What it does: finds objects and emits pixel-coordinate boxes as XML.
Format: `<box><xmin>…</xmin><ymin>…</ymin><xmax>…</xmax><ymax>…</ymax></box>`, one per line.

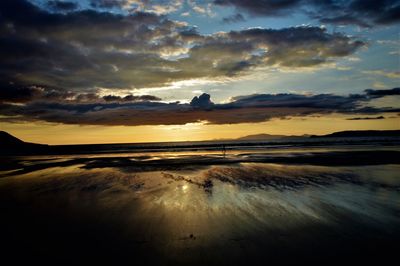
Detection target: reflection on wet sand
<box><xmin>1</xmin><ymin>154</ymin><xmax>399</xmax><ymax>265</ymax></box>
<box><xmin>2</xmin><ymin>147</ymin><xmax>400</xmax><ymax>178</ymax></box>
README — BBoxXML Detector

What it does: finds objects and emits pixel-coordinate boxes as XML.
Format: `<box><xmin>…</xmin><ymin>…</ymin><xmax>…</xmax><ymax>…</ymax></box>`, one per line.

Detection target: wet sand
<box><xmin>1</xmin><ymin>148</ymin><xmax>399</xmax><ymax>265</ymax></box>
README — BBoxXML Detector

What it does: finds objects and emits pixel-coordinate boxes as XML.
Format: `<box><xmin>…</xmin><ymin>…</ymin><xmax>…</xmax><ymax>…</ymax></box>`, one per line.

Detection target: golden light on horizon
<box><xmin>1</xmin><ymin>114</ymin><xmax>399</xmax><ymax>145</ymax></box>
<box><xmin>2</xmin><ymin>1</ymin><xmax>400</xmax><ymax>265</ymax></box>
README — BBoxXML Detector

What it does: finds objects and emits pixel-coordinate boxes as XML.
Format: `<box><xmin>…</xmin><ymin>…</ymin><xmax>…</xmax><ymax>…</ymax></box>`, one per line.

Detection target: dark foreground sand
<box><xmin>1</xmin><ymin>148</ymin><xmax>399</xmax><ymax>265</ymax></box>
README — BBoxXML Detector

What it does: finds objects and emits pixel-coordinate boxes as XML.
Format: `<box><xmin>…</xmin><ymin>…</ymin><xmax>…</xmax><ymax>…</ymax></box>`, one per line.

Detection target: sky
<box><xmin>0</xmin><ymin>0</ymin><xmax>399</xmax><ymax>144</ymax></box>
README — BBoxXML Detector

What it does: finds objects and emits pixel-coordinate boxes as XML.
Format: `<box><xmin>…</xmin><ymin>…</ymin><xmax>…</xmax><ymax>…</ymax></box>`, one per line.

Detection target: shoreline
<box><xmin>1</xmin><ymin>148</ymin><xmax>400</xmax><ymax>178</ymax></box>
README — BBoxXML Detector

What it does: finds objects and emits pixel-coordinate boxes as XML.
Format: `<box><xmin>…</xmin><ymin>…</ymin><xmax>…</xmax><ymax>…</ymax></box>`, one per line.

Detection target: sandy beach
<box><xmin>1</xmin><ymin>146</ymin><xmax>399</xmax><ymax>265</ymax></box>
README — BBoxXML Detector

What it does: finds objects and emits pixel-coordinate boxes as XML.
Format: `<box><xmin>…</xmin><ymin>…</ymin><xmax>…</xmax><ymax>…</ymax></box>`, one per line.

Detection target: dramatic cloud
<box><xmin>90</xmin><ymin>0</ymin><xmax>129</xmax><ymax>9</ymax></box>
<box><xmin>222</xmin><ymin>13</ymin><xmax>245</xmax><ymax>24</ymax></box>
<box><xmin>47</xmin><ymin>1</ymin><xmax>78</xmax><ymax>11</ymax></box>
<box><xmin>214</xmin><ymin>0</ymin><xmax>300</xmax><ymax>16</ymax></box>
<box><xmin>86</xmin><ymin>0</ymin><xmax>400</xmax><ymax>27</ymax></box>
<box><xmin>0</xmin><ymin>1</ymin><xmax>397</xmax><ymax>129</ymax></box>
<box><xmin>102</xmin><ymin>94</ymin><xmax>161</xmax><ymax>102</ymax></box>
<box><xmin>0</xmin><ymin>82</ymin><xmax>160</xmax><ymax>104</ymax></box>
<box><xmin>214</xmin><ymin>0</ymin><xmax>400</xmax><ymax>27</ymax></box>
<box><xmin>89</xmin><ymin>0</ymin><xmax>183</xmax><ymax>14</ymax></box>
<box><xmin>346</xmin><ymin>116</ymin><xmax>385</xmax><ymax>120</ymax></box>
<box><xmin>228</xmin><ymin>92</ymin><xmax>366</xmax><ymax>109</ymax></box>
<box><xmin>0</xmin><ymin>0</ymin><xmax>364</xmax><ymax>96</ymax></box>
<box><xmin>223</xmin><ymin>27</ymin><xmax>364</xmax><ymax>68</ymax></box>
<box><xmin>1</xmin><ymin>89</ymin><xmax>399</xmax><ymax>126</ymax></box>
<box><xmin>190</xmin><ymin>93</ymin><xmax>214</xmax><ymax>108</ymax></box>
<box><xmin>0</xmin><ymin>83</ymin><xmax>45</xmax><ymax>103</ymax></box>
<box><xmin>365</xmin><ymin>88</ymin><xmax>400</xmax><ymax>97</ymax></box>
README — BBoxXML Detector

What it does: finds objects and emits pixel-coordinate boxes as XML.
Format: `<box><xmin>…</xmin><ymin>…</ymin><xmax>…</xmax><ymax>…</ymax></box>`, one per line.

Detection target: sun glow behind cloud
<box><xmin>1</xmin><ymin>113</ymin><xmax>398</xmax><ymax>145</ymax></box>
<box><xmin>0</xmin><ymin>0</ymin><xmax>399</xmax><ymax>144</ymax></box>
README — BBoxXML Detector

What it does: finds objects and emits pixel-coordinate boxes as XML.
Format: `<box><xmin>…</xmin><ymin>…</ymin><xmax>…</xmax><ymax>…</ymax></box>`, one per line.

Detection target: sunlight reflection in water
<box><xmin>0</xmin><ymin>161</ymin><xmax>399</xmax><ymax>264</ymax></box>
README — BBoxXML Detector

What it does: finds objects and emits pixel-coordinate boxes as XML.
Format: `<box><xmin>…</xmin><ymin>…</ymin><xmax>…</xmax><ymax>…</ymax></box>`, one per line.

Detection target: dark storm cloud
<box><xmin>214</xmin><ymin>0</ymin><xmax>400</xmax><ymax>27</ymax></box>
<box><xmin>225</xmin><ymin>27</ymin><xmax>364</xmax><ymax>67</ymax></box>
<box><xmin>346</xmin><ymin>116</ymin><xmax>385</xmax><ymax>120</ymax></box>
<box><xmin>0</xmin><ymin>82</ymin><xmax>161</xmax><ymax>104</ymax></box>
<box><xmin>47</xmin><ymin>1</ymin><xmax>78</xmax><ymax>11</ymax></box>
<box><xmin>222</xmin><ymin>13</ymin><xmax>245</xmax><ymax>24</ymax></box>
<box><xmin>365</xmin><ymin>88</ymin><xmax>400</xmax><ymax>97</ymax></box>
<box><xmin>1</xmin><ymin>89</ymin><xmax>399</xmax><ymax>126</ymax></box>
<box><xmin>0</xmin><ymin>0</ymin><xmax>196</xmax><ymax>89</ymax></box>
<box><xmin>0</xmin><ymin>0</ymin><xmax>384</xmax><ymax>127</ymax></box>
<box><xmin>0</xmin><ymin>83</ymin><xmax>44</xmax><ymax>103</ymax></box>
<box><xmin>90</xmin><ymin>0</ymin><xmax>128</xmax><ymax>9</ymax></box>
<box><xmin>190</xmin><ymin>93</ymin><xmax>214</xmax><ymax>108</ymax></box>
<box><xmin>214</xmin><ymin>0</ymin><xmax>301</xmax><ymax>16</ymax></box>
<box><xmin>309</xmin><ymin>0</ymin><xmax>400</xmax><ymax>27</ymax></box>
<box><xmin>228</xmin><ymin>93</ymin><xmax>366</xmax><ymax>109</ymax></box>
<box><xmin>102</xmin><ymin>94</ymin><xmax>162</xmax><ymax>102</ymax></box>
<box><xmin>348</xmin><ymin>0</ymin><xmax>400</xmax><ymax>25</ymax></box>
<box><xmin>0</xmin><ymin>0</ymin><xmax>365</xmax><ymax>93</ymax></box>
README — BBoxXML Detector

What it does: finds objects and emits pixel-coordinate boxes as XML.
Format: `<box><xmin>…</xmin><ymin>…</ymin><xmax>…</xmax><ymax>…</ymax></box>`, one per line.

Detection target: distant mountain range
<box><xmin>237</xmin><ymin>133</ymin><xmax>310</xmax><ymax>141</ymax></box>
<box><xmin>1</xmin><ymin>130</ymin><xmax>400</xmax><ymax>155</ymax></box>
<box><xmin>310</xmin><ymin>130</ymin><xmax>400</xmax><ymax>138</ymax></box>
<box><xmin>237</xmin><ymin>130</ymin><xmax>400</xmax><ymax>140</ymax></box>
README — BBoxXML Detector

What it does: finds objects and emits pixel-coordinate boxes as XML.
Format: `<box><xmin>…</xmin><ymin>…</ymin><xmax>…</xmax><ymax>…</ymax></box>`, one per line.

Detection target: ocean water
<box><xmin>0</xmin><ymin>144</ymin><xmax>399</xmax><ymax>265</ymax></box>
